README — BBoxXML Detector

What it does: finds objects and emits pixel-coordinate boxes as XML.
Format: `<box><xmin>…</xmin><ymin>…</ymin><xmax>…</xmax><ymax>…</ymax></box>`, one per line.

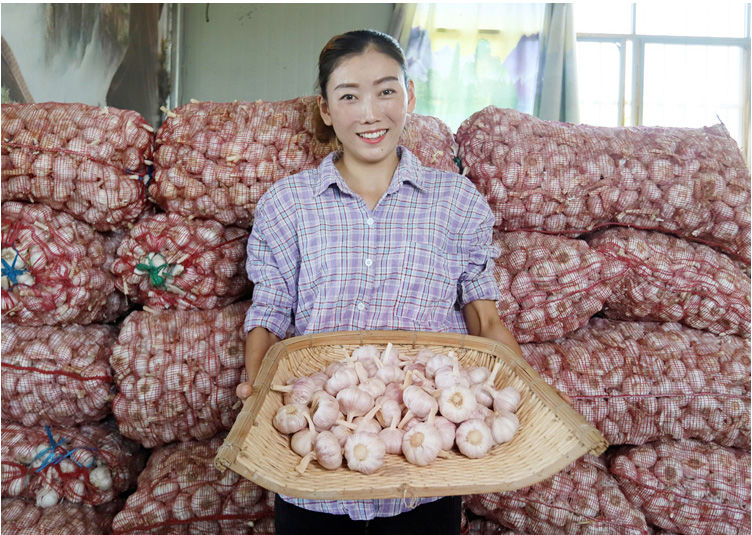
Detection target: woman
<box><xmin>236</xmin><ymin>29</ymin><xmax>523</xmax><ymax>535</ymax></box>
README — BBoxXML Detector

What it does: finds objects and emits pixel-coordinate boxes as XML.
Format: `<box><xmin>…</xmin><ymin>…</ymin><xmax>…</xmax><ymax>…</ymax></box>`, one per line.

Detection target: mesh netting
<box><xmin>111</xmin><ymin>435</ymin><xmax>274</xmax><ymax>534</ymax></box>
<box><xmin>1</xmin><ymin>420</ymin><xmax>145</xmax><ymax>507</ymax></box>
<box><xmin>1</xmin><ymin>323</ymin><xmax>117</xmax><ymax>427</ymax></box>
<box><xmin>609</xmin><ymin>439</ymin><xmax>751</xmax><ymax>535</ymax></box>
<box><xmin>149</xmin><ymin>96</ymin><xmax>458</xmax><ymax>226</ymax></box>
<box><xmin>1</xmin><ymin>497</ymin><xmax>123</xmax><ymax>535</ymax></box>
<box><xmin>1</xmin><ymin>102</ymin><xmax>154</xmax><ymax>231</ymax></box>
<box><xmin>110</xmin><ymin>212</ymin><xmax>250</xmax><ymax>310</ymax></box>
<box><xmin>455</xmin><ymin>107</ymin><xmax>751</xmax><ymax>263</ymax></box>
<box><xmin>585</xmin><ymin>227</ymin><xmax>750</xmax><ymax>338</ymax></box>
<box><xmin>521</xmin><ymin>318</ymin><xmax>750</xmax><ymax>448</ymax></box>
<box><xmin>466</xmin><ymin>455</ymin><xmax>649</xmax><ymax>535</ymax></box>
<box><xmin>1</xmin><ymin>201</ymin><xmax>129</xmax><ymax>325</ymax></box>
<box><xmin>493</xmin><ymin>230</ymin><xmax>627</xmax><ymax>342</ymax></box>
<box><xmin>110</xmin><ymin>302</ymin><xmax>248</xmax><ymax>448</ymax></box>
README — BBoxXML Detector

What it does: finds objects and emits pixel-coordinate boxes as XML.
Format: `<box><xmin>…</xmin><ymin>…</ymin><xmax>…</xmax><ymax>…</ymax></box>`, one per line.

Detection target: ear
<box><xmin>317</xmin><ymin>94</ymin><xmax>332</xmax><ymax>126</ymax></box>
<box><xmin>406</xmin><ymin>79</ymin><xmax>416</xmax><ymax>114</ymax></box>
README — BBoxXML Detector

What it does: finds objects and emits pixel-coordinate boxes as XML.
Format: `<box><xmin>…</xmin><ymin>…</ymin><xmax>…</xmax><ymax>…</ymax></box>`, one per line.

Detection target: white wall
<box><xmin>178</xmin><ymin>3</ymin><xmax>393</xmax><ymax>105</ymax></box>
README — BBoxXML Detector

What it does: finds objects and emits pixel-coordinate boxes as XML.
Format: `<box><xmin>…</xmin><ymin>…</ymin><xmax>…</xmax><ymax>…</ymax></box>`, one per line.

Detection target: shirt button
<box><xmin>366</xmin><ymin>218</ymin><xmax>374</xmax><ymax>226</ymax></box>
<box><xmin>365</xmin><ymin>258</ymin><xmax>373</xmax><ymax>267</ymax></box>
<box><xmin>357</xmin><ymin>302</ymin><xmax>365</xmax><ymax>311</ymax></box>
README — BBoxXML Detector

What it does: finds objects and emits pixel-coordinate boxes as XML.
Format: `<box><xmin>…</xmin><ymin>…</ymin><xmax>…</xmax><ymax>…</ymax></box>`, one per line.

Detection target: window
<box><xmin>574</xmin><ymin>3</ymin><xmax>751</xmax><ymax>160</ymax></box>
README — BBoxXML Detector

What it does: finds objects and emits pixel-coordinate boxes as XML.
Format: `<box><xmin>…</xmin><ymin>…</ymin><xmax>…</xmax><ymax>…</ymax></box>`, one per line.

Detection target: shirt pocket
<box><xmin>394</xmin><ymin>242</ymin><xmax>458</xmax><ymax>331</ymax></box>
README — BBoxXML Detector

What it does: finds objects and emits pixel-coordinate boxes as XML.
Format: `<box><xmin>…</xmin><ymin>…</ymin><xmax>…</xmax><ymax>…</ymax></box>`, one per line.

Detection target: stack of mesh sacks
<box><xmin>107</xmin><ymin>96</ymin><xmax>458</xmax><ymax>533</ymax></box>
<box><xmin>1</xmin><ymin>102</ymin><xmax>156</xmax><ymax>534</ymax></box>
<box><xmin>457</xmin><ymin>109</ymin><xmax>751</xmax><ymax>534</ymax></box>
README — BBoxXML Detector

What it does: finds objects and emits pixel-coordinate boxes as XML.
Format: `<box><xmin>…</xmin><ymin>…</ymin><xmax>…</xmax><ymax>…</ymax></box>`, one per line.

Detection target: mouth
<box><xmin>357</xmin><ymin>129</ymin><xmax>388</xmax><ymax>143</ymax></box>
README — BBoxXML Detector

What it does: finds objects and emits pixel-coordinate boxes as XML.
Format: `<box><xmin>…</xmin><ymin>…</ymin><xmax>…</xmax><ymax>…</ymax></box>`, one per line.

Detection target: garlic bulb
<box><xmin>455</xmin><ymin>418</ymin><xmax>494</xmax><ymax>459</ymax></box>
<box><xmin>271</xmin><ymin>376</ymin><xmax>318</xmax><ymax>406</ymax></box>
<box><xmin>336</xmin><ymin>386</ymin><xmax>374</xmax><ymax>421</ymax></box>
<box><xmin>375</xmin><ymin>397</ymin><xmax>402</xmax><ymax>427</ymax></box>
<box><xmin>330</xmin><ymin>423</ymin><xmax>352</xmax><ymax>447</ymax></box>
<box><xmin>311</xmin><ymin>395</ymin><xmax>340</xmax><ymax>430</ymax></box>
<box><xmin>434</xmin><ymin>415</ymin><xmax>457</xmax><ymax>451</ymax></box>
<box><xmin>402</xmin><ymin>419</ymin><xmax>443</xmax><ymax>466</ymax></box>
<box><xmin>467</xmin><ymin>366</ymin><xmax>491</xmax><ymax>385</ymax></box>
<box><xmin>426</xmin><ymin>353</ymin><xmax>456</xmax><ymax>379</ymax></box>
<box><xmin>434</xmin><ymin>362</ymin><xmax>470</xmax><ymax>390</ymax></box>
<box><xmin>486</xmin><ymin>410</ymin><xmax>520</xmax><ymax>445</ymax></box>
<box><xmin>272</xmin><ymin>404</ymin><xmax>308</xmax><ymax>434</ymax></box>
<box><xmin>379</xmin><ymin>415</ymin><xmax>405</xmax><ymax>454</ymax></box>
<box><xmin>399</xmin><ymin>385</ymin><xmax>438</xmax><ymax>428</ymax></box>
<box><xmin>344</xmin><ymin>433</ymin><xmax>385</xmax><ymax>474</ymax></box>
<box><xmin>493</xmin><ymin>386</ymin><xmax>521</xmax><ymax>413</ymax></box>
<box><xmin>438</xmin><ymin>385</ymin><xmax>477</xmax><ymax>424</ymax></box>
<box><xmin>36</xmin><ymin>488</ymin><xmax>59</xmax><ymax>508</ymax></box>
<box><xmin>325</xmin><ymin>366</ymin><xmax>359</xmax><ymax>396</ymax></box>
<box><xmin>291</xmin><ymin>427</ymin><xmax>316</xmax><ymax>457</ymax></box>
<box><xmin>380</xmin><ymin>342</ymin><xmax>401</xmax><ymax>366</ymax></box>
<box><xmin>89</xmin><ymin>465</ymin><xmax>113</xmax><ymax>491</ymax></box>
<box><xmin>314</xmin><ymin>430</ymin><xmax>343</xmax><ymax>470</ymax></box>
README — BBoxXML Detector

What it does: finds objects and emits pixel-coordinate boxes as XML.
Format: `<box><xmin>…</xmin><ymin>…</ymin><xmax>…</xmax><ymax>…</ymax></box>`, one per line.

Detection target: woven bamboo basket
<box><xmin>215</xmin><ymin>331</ymin><xmax>607</xmax><ymax>499</ymax></box>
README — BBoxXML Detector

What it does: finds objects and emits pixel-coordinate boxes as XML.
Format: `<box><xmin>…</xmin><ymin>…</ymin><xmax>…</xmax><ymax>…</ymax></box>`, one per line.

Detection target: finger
<box><xmin>236</xmin><ymin>382</ymin><xmax>252</xmax><ymax>400</ymax></box>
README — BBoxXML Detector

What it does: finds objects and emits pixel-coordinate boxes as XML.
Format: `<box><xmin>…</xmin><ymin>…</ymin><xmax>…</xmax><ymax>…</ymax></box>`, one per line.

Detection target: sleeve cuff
<box><xmin>244</xmin><ymin>303</ymin><xmax>291</xmax><ymax>339</ymax></box>
<box><xmin>460</xmin><ymin>268</ymin><xmax>501</xmax><ymax>306</ymax></box>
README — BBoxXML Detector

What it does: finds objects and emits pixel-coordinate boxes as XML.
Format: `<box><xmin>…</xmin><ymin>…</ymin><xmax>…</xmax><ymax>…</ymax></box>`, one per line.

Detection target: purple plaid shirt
<box><xmin>244</xmin><ymin>146</ymin><xmax>500</xmax><ymax>520</ymax></box>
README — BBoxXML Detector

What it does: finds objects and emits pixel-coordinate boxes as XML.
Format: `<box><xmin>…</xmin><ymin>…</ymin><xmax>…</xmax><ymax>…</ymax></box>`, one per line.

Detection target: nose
<box><xmin>360</xmin><ymin>96</ymin><xmax>376</xmax><ymax>123</ymax></box>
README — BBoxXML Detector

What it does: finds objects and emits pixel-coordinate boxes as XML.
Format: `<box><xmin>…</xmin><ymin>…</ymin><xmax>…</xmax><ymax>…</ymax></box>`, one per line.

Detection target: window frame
<box><xmin>576</xmin><ymin>3</ymin><xmax>751</xmax><ymax>158</ymax></box>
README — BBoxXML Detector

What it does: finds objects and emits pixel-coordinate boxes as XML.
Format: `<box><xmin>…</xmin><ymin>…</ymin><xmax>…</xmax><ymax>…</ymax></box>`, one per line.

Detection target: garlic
<box><xmin>271</xmin><ymin>376</ymin><xmax>318</xmax><ymax>406</ymax></box>
<box><xmin>434</xmin><ymin>415</ymin><xmax>457</xmax><ymax>451</ymax></box>
<box><xmin>330</xmin><ymin>423</ymin><xmax>352</xmax><ymax>447</ymax></box>
<box><xmin>354</xmin><ymin>361</ymin><xmax>386</xmax><ymax>397</ymax></box>
<box><xmin>36</xmin><ymin>488</ymin><xmax>59</xmax><ymax>508</ymax></box>
<box><xmin>434</xmin><ymin>361</ymin><xmax>470</xmax><ymax>390</ymax></box>
<box><xmin>344</xmin><ymin>433</ymin><xmax>386</xmax><ymax>474</ymax></box>
<box><xmin>338</xmin><ymin>403</ymin><xmax>382</xmax><ymax>434</ymax></box>
<box><xmin>438</xmin><ymin>385</ymin><xmax>477</xmax><ymax>424</ymax></box>
<box><xmin>402</xmin><ymin>408</ymin><xmax>443</xmax><ymax>466</ymax></box>
<box><xmin>314</xmin><ymin>431</ymin><xmax>343</xmax><ymax>470</ymax></box>
<box><xmin>375</xmin><ymin>397</ymin><xmax>402</xmax><ymax>428</ymax></box>
<box><xmin>272</xmin><ymin>404</ymin><xmax>308</xmax><ymax>434</ymax></box>
<box><xmin>311</xmin><ymin>395</ymin><xmax>340</xmax><ymax>431</ymax></box>
<box><xmin>399</xmin><ymin>384</ymin><xmax>438</xmax><ymax>428</ymax></box>
<box><xmin>336</xmin><ymin>385</ymin><xmax>374</xmax><ymax>422</ymax></box>
<box><xmin>493</xmin><ymin>386</ymin><xmax>521</xmax><ymax>413</ymax></box>
<box><xmin>325</xmin><ymin>366</ymin><xmax>359</xmax><ymax>396</ymax></box>
<box><xmin>379</xmin><ymin>414</ymin><xmax>405</xmax><ymax>454</ymax></box>
<box><xmin>426</xmin><ymin>353</ymin><xmax>456</xmax><ymax>379</ymax></box>
<box><xmin>89</xmin><ymin>465</ymin><xmax>113</xmax><ymax>491</ymax></box>
<box><xmin>486</xmin><ymin>410</ymin><xmax>520</xmax><ymax>445</ymax></box>
<box><xmin>380</xmin><ymin>342</ymin><xmax>402</xmax><ymax>366</ymax></box>
<box><xmin>291</xmin><ymin>427</ymin><xmax>316</xmax><ymax>457</ymax></box>
<box><xmin>467</xmin><ymin>366</ymin><xmax>491</xmax><ymax>385</ymax></box>
<box><xmin>455</xmin><ymin>418</ymin><xmax>494</xmax><ymax>458</ymax></box>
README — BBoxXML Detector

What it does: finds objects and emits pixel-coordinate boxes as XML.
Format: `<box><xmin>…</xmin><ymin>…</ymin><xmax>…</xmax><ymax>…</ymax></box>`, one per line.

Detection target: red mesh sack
<box><xmin>1</xmin><ymin>323</ymin><xmax>117</xmax><ymax>427</ymax></box>
<box><xmin>493</xmin><ymin>230</ymin><xmax>627</xmax><ymax>342</ymax></box>
<box><xmin>586</xmin><ymin>227</ymin><xmax>751</xmax><ymax>338</ymax></box>
<box><xmin>1</xmin><ymin>102</ymin><xmax>154</xmax><ymax>231</ymax></box>
<box><xmin>111</xmin><ymin>302</ymin><xmax>248</xmax><ymax>448</ymax></box>
<box><xmin>110</xmin><ymin>212</ymin><xmax>250</xmax><ymax>310</ymax></box>
<box><xmin>609</xmin><ymin>439</ymin><xmax>750</xmax><ymax>535</ymax></box>
<box><xmin>1</xmin><ymin>202</ymin><xmax>129</xmax><ymax>325</ymax></box>
<box><xmin>1</xmin><ymin>420</ymin><xmax>145</xmax><ymax>507</ymax></box>
<box><xmin>522</xmin><ymin>318</ymin><xmax>750</xmax><ymax>448</ymax></box>
<box><xmin>111</xmin><ymin>435</ymin><xmax>274</xmax><ymax>534</ymax></box>
<box><xmin>150</xmin><ymin>96</ymin><xmax>457</xmax><ymax>226</ymax></box>
<box><xmin>456</xmin><ymin>107</ymin><xmax>751</xmax><ymax>263</ymax></box>
<box><xmin>1</xmin><ymin>497</ymin><xmax>123</xmax><ymax>535</ymax></box>
<box><xmin>466</xmin><ymin>455</ymin><xmax>649</xmax><ymax>535</ymax></box>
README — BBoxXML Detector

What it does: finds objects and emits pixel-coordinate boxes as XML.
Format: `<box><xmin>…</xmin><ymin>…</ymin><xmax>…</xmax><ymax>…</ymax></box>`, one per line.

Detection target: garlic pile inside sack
<box><xmin>270</xmin><ymin>343</ymin><xmax>522</xmax><ymax>474</ymax></box>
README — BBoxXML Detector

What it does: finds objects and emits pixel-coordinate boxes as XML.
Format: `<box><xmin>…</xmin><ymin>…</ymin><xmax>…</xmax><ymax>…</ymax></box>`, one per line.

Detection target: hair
<box><xmin>312</xmin><ymin>29</ymin><xmax>409</xmax><ymax>143</ymax></box>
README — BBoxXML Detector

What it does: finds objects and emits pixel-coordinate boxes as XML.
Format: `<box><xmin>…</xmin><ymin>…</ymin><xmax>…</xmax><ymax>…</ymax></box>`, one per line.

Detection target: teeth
<box><xmin>359</xmin><ymin>130</ymin><xmax>387</xmax><ymax>139</ymax></box>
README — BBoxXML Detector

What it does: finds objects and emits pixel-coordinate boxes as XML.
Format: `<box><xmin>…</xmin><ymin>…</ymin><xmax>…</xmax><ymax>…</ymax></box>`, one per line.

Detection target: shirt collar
<box><xmin>313</xmin><ymin>145</ymin><xmax>426</xmax><ymax>197</ymax></box>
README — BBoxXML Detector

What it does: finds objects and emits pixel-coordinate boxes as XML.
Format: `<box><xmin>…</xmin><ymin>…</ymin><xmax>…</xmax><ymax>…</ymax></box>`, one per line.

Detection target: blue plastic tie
<box><xmin>31</xmin><ymin>425</ymin><xmax>97</xmax><ymax>473</ymax></box>
<box><xmin>1</xmin><ymin>248</ymin><xmax>26</xmax><ymax>287</ymax></box>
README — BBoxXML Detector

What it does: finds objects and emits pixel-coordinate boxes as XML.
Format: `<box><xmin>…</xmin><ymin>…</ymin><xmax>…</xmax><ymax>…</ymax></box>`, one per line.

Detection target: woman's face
<box><xmin>318</xmin><ymin>48</ymin><xmax>416</xmax><ymax>167</ymax></box>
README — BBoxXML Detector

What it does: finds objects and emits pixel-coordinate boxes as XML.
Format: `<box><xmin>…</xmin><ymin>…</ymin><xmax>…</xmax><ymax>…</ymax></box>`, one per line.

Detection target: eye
<box><xmin>340</xmin><ymin>94</ymin><xmax>356</xmax><ymax>101</ymax></box>
<box><xmin>381</xmin><ymin>88</ymin><xmax>396</xmax><ymax>96</ymax></box>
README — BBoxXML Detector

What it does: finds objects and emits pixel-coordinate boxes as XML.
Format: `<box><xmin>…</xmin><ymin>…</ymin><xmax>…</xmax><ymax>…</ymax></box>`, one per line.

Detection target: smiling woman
<box><xmin>237</xmin><ymin>28</ymin><xmax>523</xmax><ymax>535</ymax></box>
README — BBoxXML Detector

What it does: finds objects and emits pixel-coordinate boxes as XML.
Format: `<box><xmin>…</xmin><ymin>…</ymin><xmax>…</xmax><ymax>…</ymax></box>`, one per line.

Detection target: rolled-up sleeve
<box><xmin>244</xmin><ymin>189</ymin><xmax>299</xmax><ymax>338</ymax></box>
<box><xmin>457</xmin><ymin>189</ymin><xmax>501</xmax><ymax>307</ymax></box>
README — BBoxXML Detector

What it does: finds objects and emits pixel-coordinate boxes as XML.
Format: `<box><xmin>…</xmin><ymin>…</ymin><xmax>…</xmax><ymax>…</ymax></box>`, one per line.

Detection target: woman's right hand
<box><xmin>237</xmin><ymin>326</ymin><xmax>281</xmax><ymax>401</ymax></box>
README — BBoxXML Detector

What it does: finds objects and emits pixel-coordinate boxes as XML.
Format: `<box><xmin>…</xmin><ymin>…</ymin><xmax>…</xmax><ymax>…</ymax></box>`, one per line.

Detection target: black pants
<box><xmin>274</xmin><ymin>494</ymin><xmax>462</xmax><ymax>535</ymax></box>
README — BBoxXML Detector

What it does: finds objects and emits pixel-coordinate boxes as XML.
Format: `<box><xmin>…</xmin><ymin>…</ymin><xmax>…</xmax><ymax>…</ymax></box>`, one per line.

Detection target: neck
<box><xmin>335</xmin><ymin>149</ymin><xmax>400</xmax><ymax>197</ymax></box>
